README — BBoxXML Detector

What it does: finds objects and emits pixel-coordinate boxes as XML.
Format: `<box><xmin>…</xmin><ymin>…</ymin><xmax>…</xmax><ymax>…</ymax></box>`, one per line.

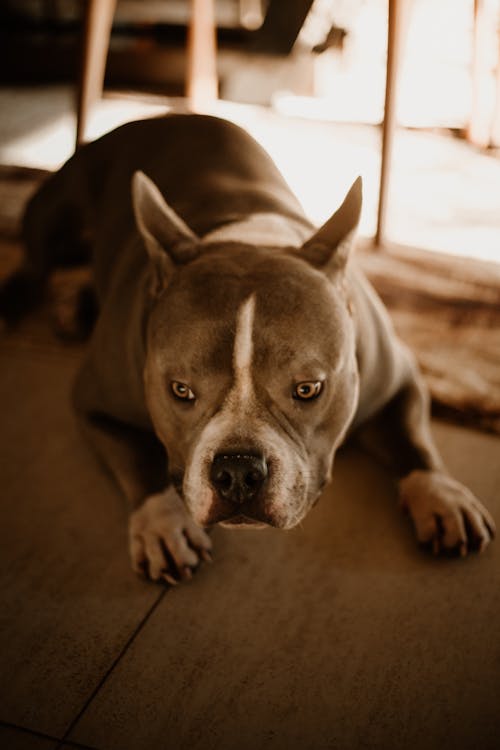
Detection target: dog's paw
<box><xmin>399</xmin><ymin>470</ymin><xmax>496</xmax><ymax>556</ymax></box>
<box><xmin>129</xmin><ymin>489</ymin><xmax>212</xmax><ymax>584</ymax></box>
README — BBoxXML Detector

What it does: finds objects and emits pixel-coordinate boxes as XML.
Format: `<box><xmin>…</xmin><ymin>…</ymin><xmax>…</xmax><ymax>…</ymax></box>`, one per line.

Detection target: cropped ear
<box><xmin>300</xmin><ymin>177</ymin><xmax>362</xmax><ymax>277</ymax></box>
<box><xmin>132</xmin><ymin>171</ymin><xmax>199</xmax><ymax>294</ymax></box>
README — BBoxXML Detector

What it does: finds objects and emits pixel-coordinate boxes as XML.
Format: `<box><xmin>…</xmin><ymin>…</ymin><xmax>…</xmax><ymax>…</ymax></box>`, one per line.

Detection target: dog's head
<box><xmin>133</xmin><ymin>171</ymin><xmax>362</xmax><ymax>529</ymax></box>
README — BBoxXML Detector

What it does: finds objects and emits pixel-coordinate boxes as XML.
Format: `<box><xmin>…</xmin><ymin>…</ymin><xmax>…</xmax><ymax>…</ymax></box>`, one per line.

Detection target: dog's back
<box><xmin>1</xmin><ymin>114</ymin><xmax>313</xmax><ymax>326</ymax></box>
<box><xmin>30</xmin><ymin>116</ymin><xmax>308</xmax><ymax>288</ymax></box>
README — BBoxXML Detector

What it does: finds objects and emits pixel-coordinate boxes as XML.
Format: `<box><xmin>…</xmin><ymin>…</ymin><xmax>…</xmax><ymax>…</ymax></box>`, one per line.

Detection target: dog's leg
<box><xmin>76</xmin><ymin>404</ymin><xmax>212</xmax><ymax>584</ymax></box>
<box><xmin>1</xmin><ymin>165</ymin><xmax>92</xmax><ymax>325</ymax></box>
<box><xmin>358</xmin><ymin>363</ymin><xmax>496</xmax><ymax>556</ymax></box>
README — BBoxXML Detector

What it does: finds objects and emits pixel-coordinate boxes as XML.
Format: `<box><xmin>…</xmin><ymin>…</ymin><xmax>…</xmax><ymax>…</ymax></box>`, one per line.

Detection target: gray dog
<box><xmin>3</xmin><ymin>114</ymin><xmax>495</xmax><ymax>584</ymax></box>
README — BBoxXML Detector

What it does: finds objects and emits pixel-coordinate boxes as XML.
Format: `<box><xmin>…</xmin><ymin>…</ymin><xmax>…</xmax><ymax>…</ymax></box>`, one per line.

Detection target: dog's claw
<box><xmin>200</xmin><ymin>549</ymin><xmax>213</xmax><ymax>564</ymax></box>
<box><xmin>162</xmin><ymin>571</ymin><xmax>178</xmax><ymax>586</ymax></box>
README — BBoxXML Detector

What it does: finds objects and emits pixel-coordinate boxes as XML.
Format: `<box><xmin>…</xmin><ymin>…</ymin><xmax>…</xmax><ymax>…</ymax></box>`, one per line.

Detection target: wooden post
<box><xmin>375</xmin><ymin>0</ymin><xmax>405</xmax><ymax>247</ymax></box>
<box><xmin>75</xmin><ymin>0</ymin><xmax>117</xmax><ymax>148</ymax></box>
<box><xmin>467</xmin><ymin>0</ymin><xmax>499</xmax><ymax>148</ymax></box>
<box><xmin>186</xmin><ymin>0</ymin><xmax>218</xmax><ymax>110</ymax></box>
<box><xmin>490</xmin><ymin>4</ymin><xmax>500</xmax><ymax>147</ymax></box>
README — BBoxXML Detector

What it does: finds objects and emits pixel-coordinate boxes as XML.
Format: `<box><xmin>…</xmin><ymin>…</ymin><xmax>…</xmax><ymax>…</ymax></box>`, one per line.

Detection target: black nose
<box><xmin>210</xmin><ymin>453</ymin><xmax>268</xmax><ymax>504</ymax></box>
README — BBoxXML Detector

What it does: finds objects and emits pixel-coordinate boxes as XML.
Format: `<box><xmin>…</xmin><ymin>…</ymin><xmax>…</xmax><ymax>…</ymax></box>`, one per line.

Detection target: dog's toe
<box><xmin>461</xmin><ymin>502</ymin><xmax>493</xmax><ymax>553</ymax></box>
<box><xmin>129</xmin><ymin>534</ymin><xmax>148</xmax><ymax>575</ymax></box>
<box><xmin>184</xmin><ymin>521</ymin><xmax>212</xmax><ymax>556</ymax></box>
<box><xmin>143</xmin><ymin>533</ymin><xmax>170</xmax><ymax>581</ymax></box>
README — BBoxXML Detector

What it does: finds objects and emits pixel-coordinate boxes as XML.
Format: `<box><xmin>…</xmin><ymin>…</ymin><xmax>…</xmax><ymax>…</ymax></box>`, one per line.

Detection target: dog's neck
<box><xmin>202</xmin><ymin>213</ymin><xmax>310</xmax><ymax>248</ymax></box>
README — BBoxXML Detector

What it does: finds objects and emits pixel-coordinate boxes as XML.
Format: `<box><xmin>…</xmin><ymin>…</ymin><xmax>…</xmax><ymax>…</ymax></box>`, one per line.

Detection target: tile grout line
<box><xmin>0</xmin><ymin>719</ymin><xmax>97</xmax><ymax>749</ymax></box>
<box><xmin>55</xmin><ymin>588</ymin><xmax>168</xmax><ymax>750</ymax></box>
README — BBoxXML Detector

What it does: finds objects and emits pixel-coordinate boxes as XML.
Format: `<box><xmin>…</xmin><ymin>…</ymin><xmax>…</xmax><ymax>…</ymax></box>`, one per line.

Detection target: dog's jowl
<box><xmin>3</xmin><ymin>114</ymin><xmax>495</xmax><ymax>583</ymax></box>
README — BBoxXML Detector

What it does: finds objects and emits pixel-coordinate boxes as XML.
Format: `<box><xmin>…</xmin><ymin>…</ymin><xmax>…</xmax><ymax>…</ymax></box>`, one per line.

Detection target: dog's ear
<box><xmin>299</xmin><ymin>177</ymin><xmax>362</xmax><ymax>277</ymax></box>
<box><xmin>132</xmin><ymin>171</ymin><xmax>199</xmax><ymax>293</ymax></box>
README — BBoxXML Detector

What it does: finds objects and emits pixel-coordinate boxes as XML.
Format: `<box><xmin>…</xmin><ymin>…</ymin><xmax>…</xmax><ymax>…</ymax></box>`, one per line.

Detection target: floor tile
<box><xmin>0</xmin><ymin>347</ymin><xmax>162</xmax><ymax>738</ymax></box>
<box><xmin>0</xmin><ymin>724</ymin><xmax>57</xmax><ymax>750</ymax></box>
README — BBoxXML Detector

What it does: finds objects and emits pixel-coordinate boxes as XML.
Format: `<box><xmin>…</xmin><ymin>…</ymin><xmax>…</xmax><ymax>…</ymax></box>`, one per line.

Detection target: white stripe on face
<box><xmin>183</xmin><ymin>294</ymin><xmax>258</xmax><ymax>523</ymax></box>
<box><xmin>232</xmin><ymin>294</ymin><xmax>256</xmax><ymax>402</ymax></box>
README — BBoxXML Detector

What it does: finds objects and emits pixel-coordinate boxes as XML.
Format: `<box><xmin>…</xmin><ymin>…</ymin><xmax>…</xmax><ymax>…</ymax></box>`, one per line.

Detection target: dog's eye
<box><xmin>171</xmin><ymin>381</ymin><xmax>196</xmax><ymax>401</ymax></box>
<box><xmin>293</xmin><ymin>381</ymin><xmax>323</xmax><ymax>401</ymax></box>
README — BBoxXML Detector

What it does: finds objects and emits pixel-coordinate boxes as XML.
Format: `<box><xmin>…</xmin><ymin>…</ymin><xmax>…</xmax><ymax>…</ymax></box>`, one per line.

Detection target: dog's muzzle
<box><xmin>209</xmin><ymin>452</ymin><xmax>268</xmax><ymax>506</ymax></box>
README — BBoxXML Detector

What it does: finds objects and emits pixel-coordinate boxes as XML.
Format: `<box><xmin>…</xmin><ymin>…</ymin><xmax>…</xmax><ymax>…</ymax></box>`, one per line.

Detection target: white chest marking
<box><xmin>232</xmin><ymin>294</ymin><xmax>256</xmax><ymax>402</ymax></box>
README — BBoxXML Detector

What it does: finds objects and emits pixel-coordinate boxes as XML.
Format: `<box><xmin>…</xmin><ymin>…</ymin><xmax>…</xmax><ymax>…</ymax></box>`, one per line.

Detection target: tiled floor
<box><xmin>1</xmin><ymin>313</ymin><xmax>499</xmax><ymax>750</ymax></box>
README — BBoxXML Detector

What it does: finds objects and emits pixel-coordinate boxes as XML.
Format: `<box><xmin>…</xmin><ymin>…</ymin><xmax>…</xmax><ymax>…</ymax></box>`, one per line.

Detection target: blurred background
<box><xmin>0</xmin><ymin>0</ymin><xmax>499</xmax><ymax>262</ymax></box>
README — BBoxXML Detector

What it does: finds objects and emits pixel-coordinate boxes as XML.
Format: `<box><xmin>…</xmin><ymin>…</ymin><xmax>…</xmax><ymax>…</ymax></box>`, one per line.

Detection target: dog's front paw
<box><xmin>129</xmin><ymin>489</ymin><xmax>212</xmax><ymax>584</ymax></box>
<box><xmin>399</xmin><ymin>470</ymin><xmax>496</xmax><ymax>556</ymax></box>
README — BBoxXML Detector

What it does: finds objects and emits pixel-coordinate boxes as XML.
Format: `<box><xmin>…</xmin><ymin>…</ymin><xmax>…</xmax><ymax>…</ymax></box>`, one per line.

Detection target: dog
<box><xmin>2</xmin><ymin>113</ymin><xmax>495</xmax><ymax>584</ymax></box>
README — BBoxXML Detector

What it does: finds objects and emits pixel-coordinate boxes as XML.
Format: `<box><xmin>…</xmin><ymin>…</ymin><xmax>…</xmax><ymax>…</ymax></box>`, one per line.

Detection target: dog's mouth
<box><xmin>218</xmin><ymin>514</ymin><xmax>269</xmax><ymax>529</ymax></box>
